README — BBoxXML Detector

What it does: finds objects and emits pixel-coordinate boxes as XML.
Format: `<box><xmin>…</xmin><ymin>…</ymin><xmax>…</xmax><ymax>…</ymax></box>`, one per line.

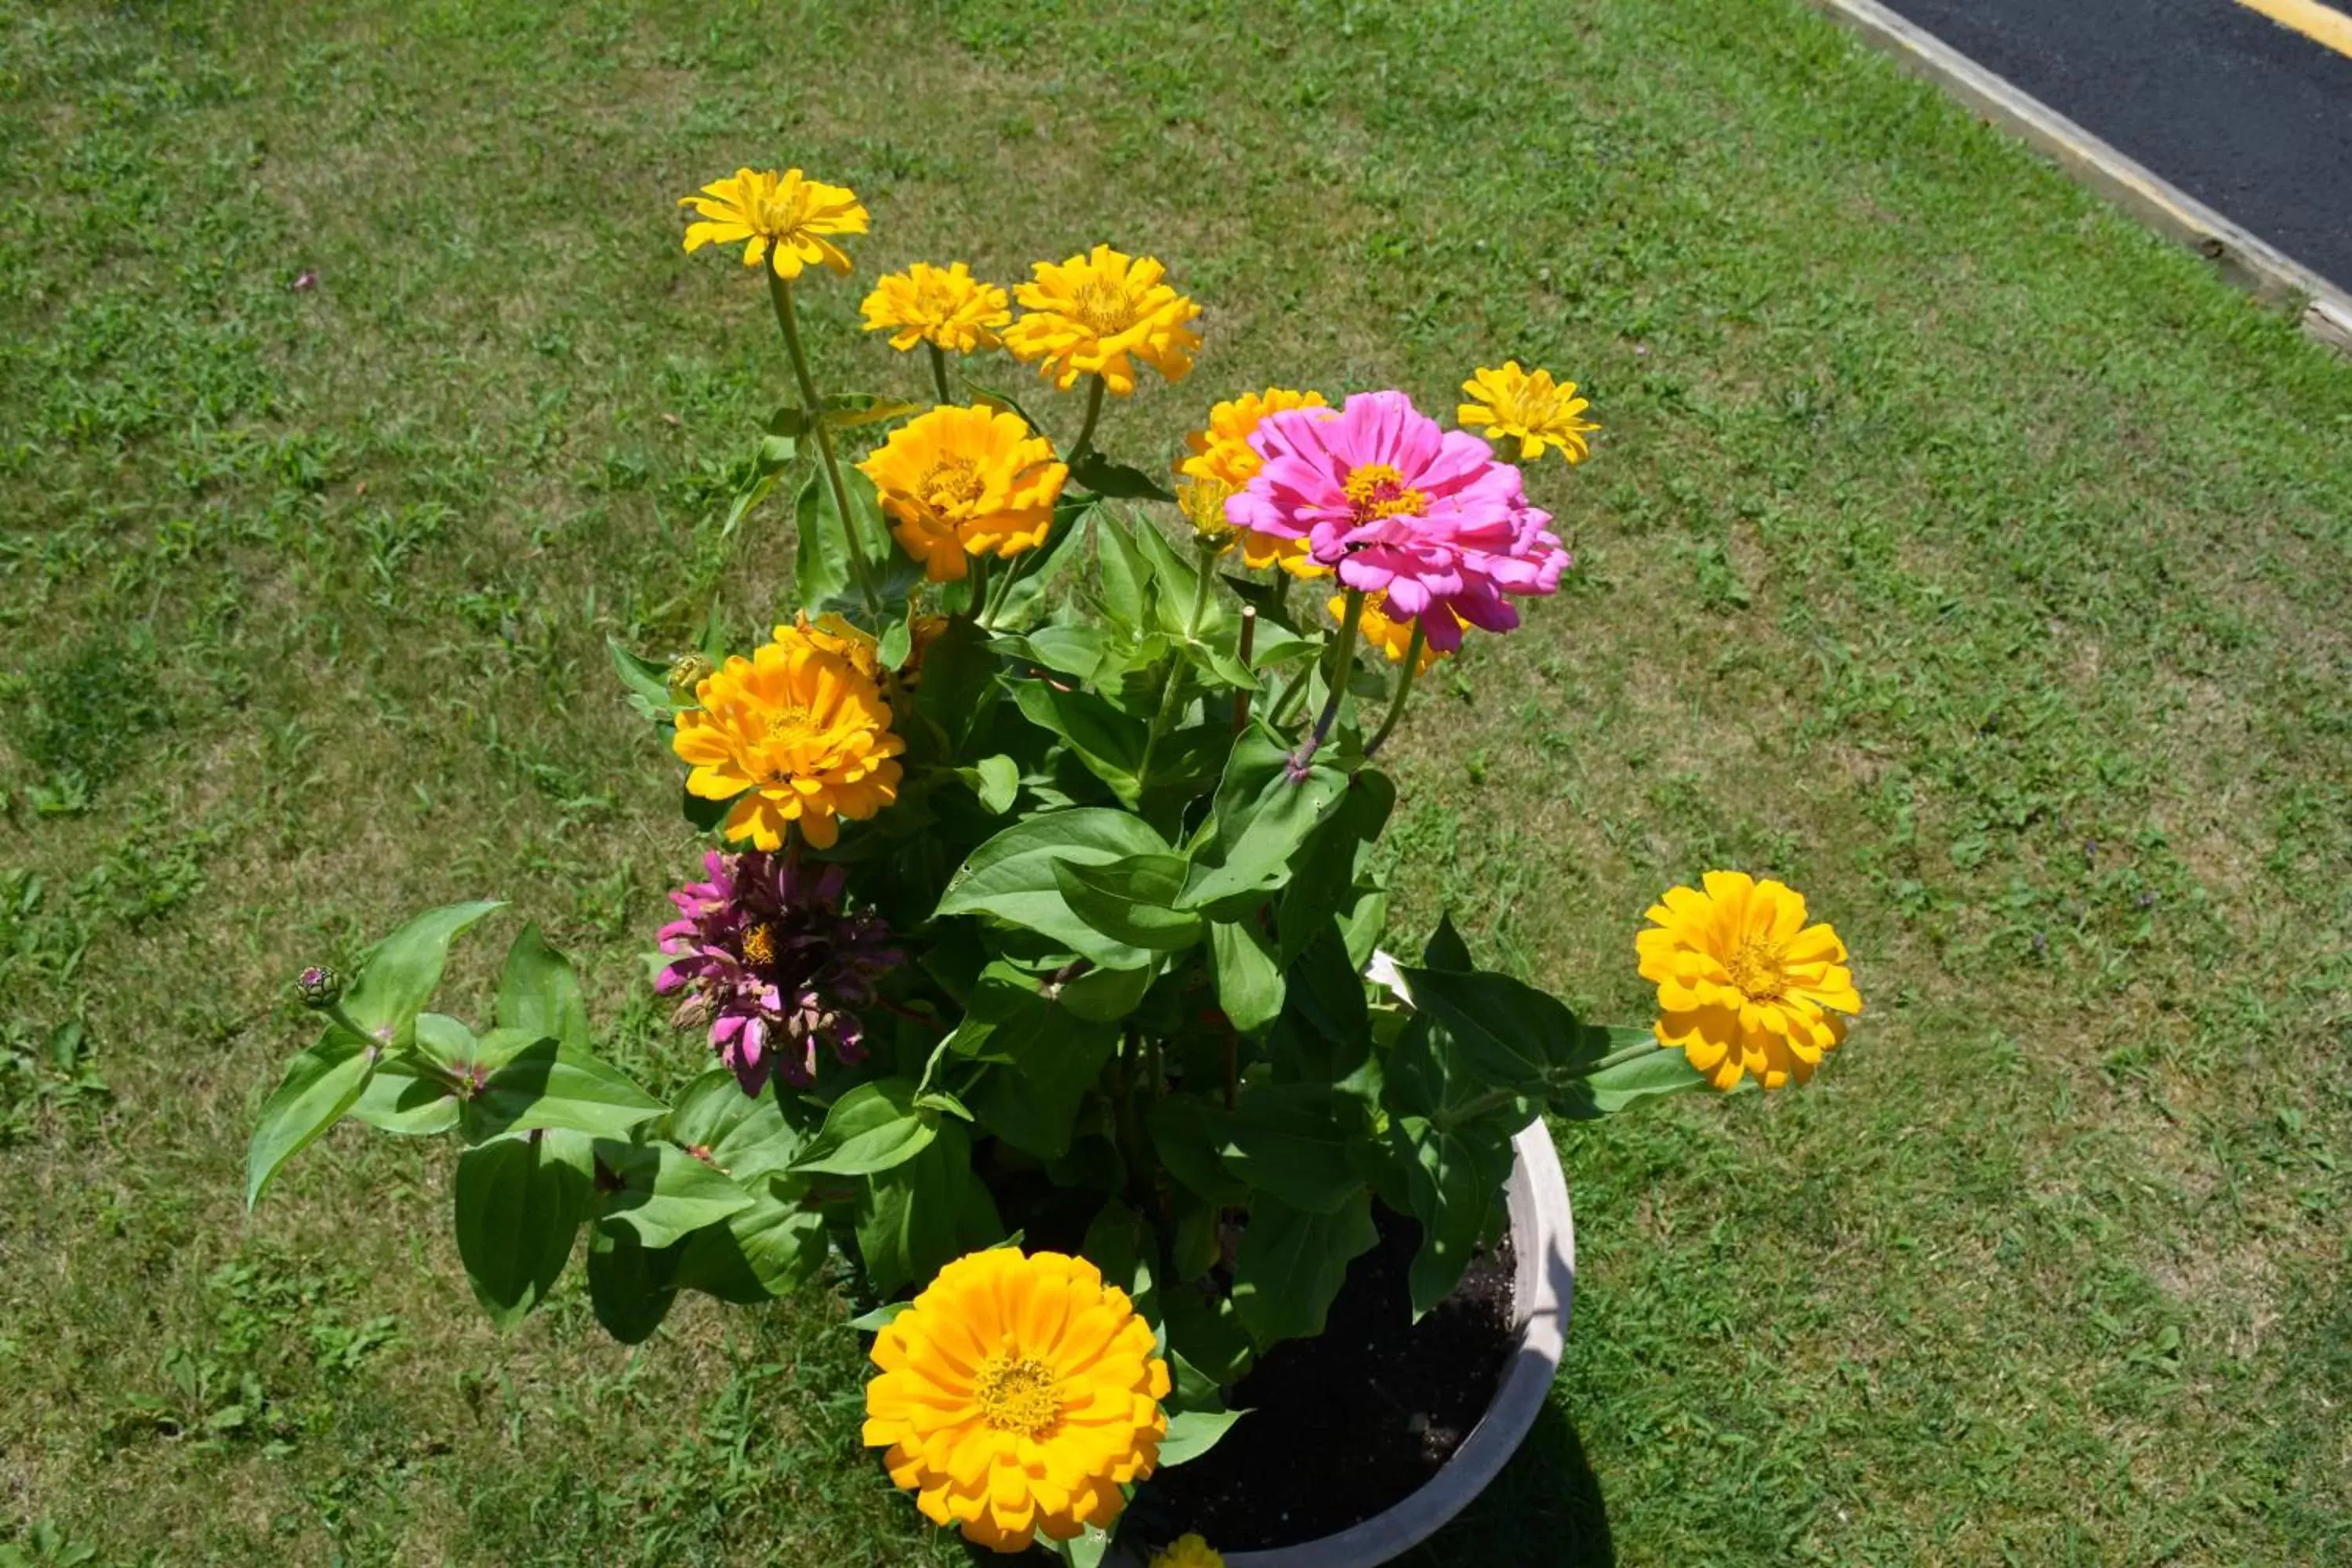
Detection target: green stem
<box><xmin>1185</xmin><ymin>545</ymin><xmax>1215</xmax><ymax>637</ymax></box>
<box><xmin>979</xmin><ymin>537</ymin><xmax>1036</xmax><ymax>629</ymax></box>
<box><xmin>1232</xmin><ymin>605</ymin><xmax>1258</xmax><ymax>734</ymax></box>
<box><xmin>1363</xmin><ymin>620</ymin><xmax>1427</xmax><ymax>757</ymax></box>
<box><xmin>767</xmin><ymin>269</ymin><xmax>881</xmax><ymax>620</ymax></box>
<box><xmin>1069</xmin><ymin>374</ymin><xmax>1108</xmax><ymax>460</ymax></box>
<box><xmin>926</xmin><ymin>343</ymin><xmax>953</xmax><ymax>405</ymax></box>
<box><xmin>1135</xmin><ymin>653</ymin><xmax>1190</xmax><ymax>789</ymax></box>
<box><xmin>962</xmin><ymin>551</ymin><xmax>994</xmax><ymax>620</ymax></box>
<box><xmin>1292</xmin><ymin>586</ymin><xmax>1365</xmax><ymax>770</ymax></box>
<box><xmin>1270</xmin><ymin>659</ymin><xmax>1316</xmax><ymax>728</ymax></box>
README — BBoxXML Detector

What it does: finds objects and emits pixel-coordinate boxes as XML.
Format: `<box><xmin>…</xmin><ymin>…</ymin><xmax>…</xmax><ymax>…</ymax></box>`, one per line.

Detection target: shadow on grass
<box><xmin>1392</xmin><ymin>1396</ymin><xmax>1614</xmax><ymax>1568</ymax></box>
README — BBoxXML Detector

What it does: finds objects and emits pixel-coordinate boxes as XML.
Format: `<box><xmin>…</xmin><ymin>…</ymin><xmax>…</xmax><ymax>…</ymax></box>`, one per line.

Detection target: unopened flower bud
<box><xmin>296</xmin><ymin>965</ymin><xmax>343</xmax><ymax>1008</ymax></box>
<box><xmin>667</xmin><ymin>652</ymin><xmax>715</xmax><ymax>698</ymax></box>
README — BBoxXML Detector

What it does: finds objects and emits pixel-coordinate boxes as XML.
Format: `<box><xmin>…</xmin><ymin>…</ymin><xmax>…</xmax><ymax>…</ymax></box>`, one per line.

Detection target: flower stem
<box><xmin>1185</xmin><ymin>544</ymin><xmax>1215</xmax><ymax>637</ymax></box>
<box><xmin>767</xmin><ymin>269</ymin><xmax>882</xmax><ymax>621</ymax></box>
<box><xmin>926</xmin><ymin>343</ymin><xmax>953</xmax><ymax>405</ymax></box>
<box><xmin>1292</xmin><ymin>586</ymin><xmax>1364</xmax><ymax>771</ymax></box>
<box><xmin>1363</xmin><ymin>621</ymin><xmax>1427</xmax><ymax>758</ymax></box>
<box><xmin>962</xmin><ymin>551</ymin><xmax>994</xmax><ymax>620</ymax></box>
<box><xmin>1136</xmin><ymin>652</ymin><xmax>1189</xmax><ymax>790</ymax></box>
<box><xmin>1069</xmin><ymin>374</ymin><xmax>1107</xmax><ymax>460</ymax></box>
<box><xmin>1232</xmin><ymin>605</ymin><xmax>1258</xmax><ymax>734</ymax></box>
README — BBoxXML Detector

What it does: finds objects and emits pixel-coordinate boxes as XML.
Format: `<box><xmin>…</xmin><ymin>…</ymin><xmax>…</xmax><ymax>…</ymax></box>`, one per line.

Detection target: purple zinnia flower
<box><xmin>655</xmin><ymin>848</ymin><xmax>899</xmax><ymax>1095</ymax></box>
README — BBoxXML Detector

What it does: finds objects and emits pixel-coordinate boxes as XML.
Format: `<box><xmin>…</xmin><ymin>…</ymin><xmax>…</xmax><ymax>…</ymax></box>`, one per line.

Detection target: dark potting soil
<box><xmin>1125</xmin><ymin>1206</ymin><xmax>1518</xmax><ymax>1553</ymax></box>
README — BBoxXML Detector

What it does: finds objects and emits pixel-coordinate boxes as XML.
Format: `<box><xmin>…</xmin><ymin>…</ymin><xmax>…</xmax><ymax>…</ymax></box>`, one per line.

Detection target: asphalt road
<box><xmin>1878</xmin><ymin>0</ymin><xmax>2352</xmax><ymax>288</ymax></box>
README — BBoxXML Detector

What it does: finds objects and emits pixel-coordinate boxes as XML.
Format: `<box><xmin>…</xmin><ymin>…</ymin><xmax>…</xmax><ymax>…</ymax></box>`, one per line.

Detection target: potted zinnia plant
<box><xmin>248</xmin><ymin>162</ymin><xmax>1864</xmax><ymax>1567</ymax></box>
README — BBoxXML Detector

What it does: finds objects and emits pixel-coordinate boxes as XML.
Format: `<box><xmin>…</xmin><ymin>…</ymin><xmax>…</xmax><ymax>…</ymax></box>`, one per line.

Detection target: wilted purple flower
<box><xmin>655</xmin><ymin>848</ymin><xmax>898</xmax><ymax>1095</ymax></box>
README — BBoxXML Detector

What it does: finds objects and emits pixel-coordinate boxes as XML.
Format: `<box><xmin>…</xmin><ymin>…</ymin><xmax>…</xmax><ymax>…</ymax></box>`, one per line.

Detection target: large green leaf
<box><xmin>1079</xmin><ymin>1199</ymin><xmax>1159</xmax><ymax>1324</ymax></box>
<box><xmin>1147</xmin><ymin>1095</ymin><xmax>1246</xmax><ymax>1204</ymax></box>
<box><xmin>790</xmin><ymin>1079</ymin><xmax>938</xmax><ymax>1177</ymax></box>
<box><xmin>1553</xmin><ymin>1027</ymin><xmax>1711</xmax><ymax>1118</ymax></box>
<box><xmin>856</xmin><ymin>1120</ymin><xmax>1000</xmax><ymax>1298</ymax></box>
<box><xmin>1218</xmin><ymin>1083</ymin><xmax>1367</xmax><ymax>1214</ymax></box>
<box><xmin>673</xmin><ymin>1180</ymin><xmax>830</xmax><ymax>1304</ymax></box>
<box><xmin>935</xmin><ymin>809</ymin><xmax>1174</xmax><ymax>968</ymax></box>
<box><xmin>1389</xmin><ymin>1115</ymin><xmax>1514</xmax><ymax>1319</ymax></box>
<box><xmin>1157</xmin><ymin>1408</ymin><xmax>1247</xmax><ymax>1468</ymax></box>
<box><xmin>468</xmin><ymin>1038</ymin><xmax>666</xmax><ymax>1142</ymax></box>
<box><xmin>341</xmin><ymin>899</ymin><xmax>505</xmax><ymax>1047</ymax></box>
<box><xmin>454</xmin><ymin>1130</ymin><xmax>591</xmax><ymax>1328</ymax></box>
<box><xmin>1277</xmin><ymin>770</ymin><xmax>1396</xmax><ymax>961</ymax></box>
<box><xmin>495</xmin><ymin>924</ymin><xmax>590</xmax><ymax>1054</ymax></box>
<box><xmin>667</xmin><ymin>1069</ymin><xmax>806</xmax><ymax>1181</ymax></box>
<box><xmin>1209</xmin><ymin>917</ymin><xmax>1285</xmax><ymax>1033</ymax></box>
<box><xmin>792</xmin><ymin>467</ymin><xmax>849</xmax><ymax>608</ymax></box>
<box><xmin>346</xmin><ymin>1051</ymin><xmax>459</xmax><ymax>1135</ymax></box>
<box><xmin>1094</xmin><ymin>508</ymin><xmax>1152</xmax><ymax>629</ymax></box>
<box><xmin>595</xmin><ymin>1139</ymin><xmax>757</xmax><ymax>1249</ymax></box>
<box><xmin>1399</xmin><ymin>965</ymin><xmax>1610</xmax><ymax>1097</ymax></box>
<box><xmin>1052</xmin><ymin>853</ymin><xmax>1203</xmax><ymax>952</ymax></box>
<box><xmin>1232</xmin><ymin>1189</ymin><xmax>1379</xmax><ymax>1347</ymax></box>
<box><xmin>960</xmin><ymin>970</ymin><xmax>1118</xmax><ymax>1160</ymax></box>
<box><xmin>245</xmin><ymin>1033</ymin><xmax>379</xmax><ymax>1207</ymax></box>
<box><xmin>586</xmin><ymin>1227</ymin><xmax>680</xmax><ymax>1345</ymax></box>
<box><xmin>1182</xmin><ymin>725</ymin><xmax>1351</xmax><ymax>909</ymax></box>
<box><xmin>1011</xmin><ymin>678</ymin><xmax>1148</xmax><ymax>804</ymax></box>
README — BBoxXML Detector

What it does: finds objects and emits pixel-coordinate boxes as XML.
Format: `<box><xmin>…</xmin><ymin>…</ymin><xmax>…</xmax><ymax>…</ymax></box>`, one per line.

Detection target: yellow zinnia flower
<box><xmin>1150</xmin><ymin>1536</ymin><xmax>1225</xmax><ymax>1568</ymax></box>
<box><xmin>858</xmin><ymin>404</ymin><xmax>1069</xmax><ymax>583</ymax></box>
<box><xmin>1637</xmin><ymin>872</ymin><xmax>1862</xmax><ymax>1091</ymax></box>
<box><xmin>670</xmin><ymin>623</ymin><xmax>905</xmax><ymax>851</ymax></box>
<box><xmin>1004</xmin><ymin>244</ymin><xmax>1202</xmax><ymax>396</ymax></box>
<box><xmin>1176</xmin><ymin>387</ymin><xmax>1330</xmax><ymax>576</ymax></box>
<box><xmin>863</xmin><ymin>1247</ymin><xmax>1172</xmax><ymax>1554</ymax></box>
<box><xmin>1330</xmin><ymin>592</ymin><xmax>1449</xmax><ymax>673</ymax></box>
<box><xmin>1458</xmin><ymin>361</ymin><xmax>1597</xmax><ymax>463</ymax></box>
<box><xmin>678</xmin><ymin>167</ymin><xmax>869</xmax><ymax>281</ymax></box>
<box><xmin>860</xmin><ymin>262</ymin><xmax>1012</xmax><ymax>354</ymax></box>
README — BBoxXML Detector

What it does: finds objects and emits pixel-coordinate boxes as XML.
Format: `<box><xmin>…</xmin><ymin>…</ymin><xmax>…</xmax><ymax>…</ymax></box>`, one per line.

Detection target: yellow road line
<box><xmin>2230</xmin><ymin>0</ymin><xmax>2352</xmax><ymax>59</ymax></box>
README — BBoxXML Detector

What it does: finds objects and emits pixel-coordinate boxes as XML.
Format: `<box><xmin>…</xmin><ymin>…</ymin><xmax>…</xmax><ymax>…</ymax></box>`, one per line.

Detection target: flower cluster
<box><xmin>863</xmin><ymin>1248</ymin><xmax>1171</xmax><ymax>1553</ymax></box>
<box><xmin>655</xmin><ymin>848</ymin><xmax>900</xmax><ymax>1094</ymax></box>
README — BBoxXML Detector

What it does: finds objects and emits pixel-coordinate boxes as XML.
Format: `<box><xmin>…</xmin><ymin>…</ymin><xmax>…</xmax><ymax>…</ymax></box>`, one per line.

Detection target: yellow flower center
<box><xmin>921</xmin><ymin>458</ymin><xmax>988</xmax><ymax>512</ymax></box>
<box><xmin>1343</xmin><ymin>463</ymin><xmax>1427</xmax><ymax>523</ymax></box>
<box><xmin>763</xmin><ymin>705</ymin><xmax>818</xmax><ymax>745</ymax></box>
<box><xmin>752</xmin><ymin>184</ymin><xmax>811</xmax><ymax>239</ymax></box>
<box><xmin>1726</xmin><ymin>938</ymin><xmax>1786</xmax><ymax>1001</ymax></box>
<box><xmin>972</xmin><ymin>1351</ymin><xmax>1063</xmax><ymax>1438</ymax></box>
<box><xmin>1073</xmin><ymin>279</ymin><xmax>1137</xmax><ymax>334</ymax></box>
<box><xmin>740</xmin><ymin>922</ymin><xmax>777</xmax><ymax>967</ymax></box>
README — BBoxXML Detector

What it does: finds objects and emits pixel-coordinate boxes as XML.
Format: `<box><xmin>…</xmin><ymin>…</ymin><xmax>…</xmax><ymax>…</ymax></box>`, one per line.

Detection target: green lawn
<box><xmin>5</xmin><ymin>0</ymin><xmax>2350</xmax><ymax>1563</ymax></box>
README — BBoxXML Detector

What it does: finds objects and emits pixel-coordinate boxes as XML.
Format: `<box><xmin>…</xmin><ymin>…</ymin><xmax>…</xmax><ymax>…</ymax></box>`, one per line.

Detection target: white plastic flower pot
<box><xmin>1116</xmin><ymin>1119</ymin><xmax>1577</xmax><ymax>1567</ymax></box>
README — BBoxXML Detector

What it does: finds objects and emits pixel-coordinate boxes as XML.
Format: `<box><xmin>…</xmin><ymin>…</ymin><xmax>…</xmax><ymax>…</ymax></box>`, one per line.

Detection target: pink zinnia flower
<box><xmin>655</xmin><ymin>848</ymin><xmax>898</xmax><ymax>1095</ymax></box>
<box><xmin>1226</xmin><ymin>390</ymin><xmax>1568</xmax><ymax>651</ymax></box>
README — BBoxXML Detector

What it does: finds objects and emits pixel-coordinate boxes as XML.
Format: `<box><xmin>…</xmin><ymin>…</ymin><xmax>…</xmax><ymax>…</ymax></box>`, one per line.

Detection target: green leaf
<box><xmin>454</xmin><ymin>1130</ymin><xmax>591</xmax><ymax>1328</ymax></box>
<box><xmin>993</xmin><ymin>493</ymin><xmax>1097</xmax><ymax>626</ymax></box>
<box><xmin>1232</xmin><ymin>1189</ymin><xmax>1379</xmax><ymax>1347</ymax></box>
<box><xmin>1389</xmin><ymin>1115</ymin><xmax>1513</xmax><ymax>1318</ymax></box>
<box><xmin>964</xmin><ymin>972</ymin><xmax>1118</xmax><ymax>1160</ymax></box>
<box><xmin>1401</xmin><ymin>966</ymin><xmax>1610</xmax><ymax>1097</ymax></box>
<box><xmin>1554</xmin><ymin>1029</ymin><xmax>1710</xmax><ymax>1119</ymax></box>
<box><xmin>245</xmin><ymin>1033</ymin><xmax>379</xmax><ymax>1207</ymax></box>
<box><xmin>342</xmin><ymin>900</ymin><xmax>505</xmax><ymax>1047</ymax></box>
<box><xmin>1182</xmin><ymin>725</ymin><xmax>1351</xmax><ymax>909</ymax></box>
<box><xmin>607</xmin><ymin>636</ymin><xmax>681</xmax><ymax>720</ymax></box>
<box><xmin>1209</xmin><ymin>917</ymin><xmax>1285</xmax><ymax>1033</ymax></box>
<box><xmin>673</xmin><ymin>1181</ymin><xmax>830</xmax><ymax>1304</ymax></box>
<box><xmin>1147</xmin><ymin>1094</ymin><xmax>1245</xmax><ymax>1204</ymax></box>
<box><xmin>1011</xmin><ymin>678</ymin><xmax>1147</xmax><ymax>804</ymax></box>
<box><xmin>1422</xmin><ymin>913</ymin><xmax>1474</xmax><ymax>972</ymax></box>
<box><xmin>346</xmin><ymin>1051</ymin><xmax>459</xmax><ymax>1135</ymax></box>
<box><xmin>1218</xmin><ymin>1084</ymin><xmax>1367</xmax><ymax>1214</ymax></box>
<box><xmin>495</xmin><ymin>924</ymin><xmax>590</xmax><ymax>1054</ymax></box>
<box><xmin>1079</xmin><ymin>1198</ymin><xmax>1158</xmax><ymax>1324</ymax></box>
<box><xmin>1070</xmin><ymin>451</ymin><xmax>1177</xmax><ymax>503</ymax></box>
<box><xmin>790</xmin><ymin>1079</ymin><xmax>937</xmax><ymax>1177</ymax></box>
<box><xmin>910</xmin><ymin>613</ymin><xmax>997</xmax><ymax>750</ymax></box>
<box><xmin>1279</xmin><ymin>770</ymin><xmax>1396</xmax><ymax>961</ymax></box>
<box><xmin>821</xmin><ymin>392</ymin><xmax>922</xmax><ymax>429</ymax></box>
<box><xmin>878</xmin><ymin>617</ymin><xmax>913</xmax><ymax>670</ymax></box>
<box><xmin>1158</xmin><ymin>1407</ymin><xmax>1247</xmax><ymax>1467</ymax></box>
<box><xmin>935</xmin><ymin>808</ymin><xmax>1174</xmax><ymax>967</ymax></box>
<box><xmin>1058</xmin><ymin>962</ymin><xmax>1155</xmax><ymax>1023</ymax></box>
<box><xmin>1000</xmin><ymin>623</ymin><xmax>1107</xmax><ymax>683</ymax></box>
<box><xmin>792</xmin><ymin>468</ymin><xmax>850</xmax><ymax>611</ymax></box>
<box><xmin>857</xmin><ymin>1120</ymin><xmax>999</xmax><ymax>1298</ymax></box>
<box><xmin>1094</xmin><ymin>508</ymin><xmax>1152</xmax><ymax>630</ymax></box>
<box><xmin>1131</xmin><ymin>517</ymin><xmax>1224</xmax><ymax>637</ymax></box>
<box><xmin>586</xmin><ymin>1226</ymin><xmax>679</xmax><ymax>1345</ymax></box>
<box><xmin>468</xmin><ymin>1038</ymin><xmax>665</xmax><ymax>1142</ymax></box>
<box><xmin>845</xmin><ymin>1300</ymin><xmax>913</xmax><ymax>1332</ymax></box>
<box><xmin>1052</xmin><ymin>853</ymin><xmax>1203</xmax><ymax>952</ymax></box>
<box><xmin>595</xmin><ymin>1139</ymin><xmax>757</xmax><ymax>1249</ymax></box>
<box><xmin>667</xmin><ymin>1069</ymin><xmax>807</xmax><ymax>1181</ymax></box>
<box><xmin>965</xmin><ymin>753</ymin><xmax>1021</xmax><ymax>815</ymax></box>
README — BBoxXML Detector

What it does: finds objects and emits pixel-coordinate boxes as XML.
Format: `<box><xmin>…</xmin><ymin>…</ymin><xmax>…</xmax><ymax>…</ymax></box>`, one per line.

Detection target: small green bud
<box><xmin>667</xmin><ymin>652</ymin><xmax>715</xmax><ymax>698</ymax></box>
<box><xmin>296</xmin><ymin>965</ymin><xmax>343</xmax><ymax>1008</ymax></box>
